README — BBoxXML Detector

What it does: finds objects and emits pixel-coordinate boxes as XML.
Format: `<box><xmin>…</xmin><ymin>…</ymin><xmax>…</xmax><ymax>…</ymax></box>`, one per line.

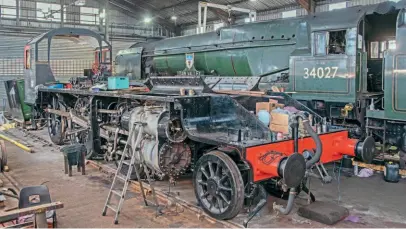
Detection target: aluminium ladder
<box><xmin>102</xmin><ymin>122</ymin><xmax>159</xmax><ymax>224</ymax></box>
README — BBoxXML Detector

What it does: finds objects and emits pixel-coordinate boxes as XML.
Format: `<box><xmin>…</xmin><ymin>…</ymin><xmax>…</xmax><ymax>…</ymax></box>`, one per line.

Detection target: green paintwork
<box><xmin>380</xmin><ymin>50</ymin><xmax>406</xmax><ymax>120</ymax></box>
<box><xmin>288</xmin><ymin>28</ymin><xmax>358</xmax><ymax>104</ymax></box>
<box><xmin>289</xmin><ymin>55</ymin><xmax>357</xmax><ymax>103</ymax></box>
<box><xmin>17</xmin><ymin>79</ymin><xmax>32</xmax><ymax>121</ymax></box>
<box><xmin>150</xmin><ymin>18</ymin><xmax>306</xmax><ymax>77</ymax></box>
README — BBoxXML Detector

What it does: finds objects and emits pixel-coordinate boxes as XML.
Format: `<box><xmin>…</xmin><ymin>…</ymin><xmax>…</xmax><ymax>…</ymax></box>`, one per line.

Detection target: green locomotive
<box><xmin>115</xmin><ymin>0</ymin><xmax>406</xmax><ymax>154</ymax></box>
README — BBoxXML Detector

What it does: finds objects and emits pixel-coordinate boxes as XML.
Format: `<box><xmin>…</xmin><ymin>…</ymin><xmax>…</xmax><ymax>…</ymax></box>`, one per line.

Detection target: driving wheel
<box><xmin>193</xmin><ymin>150</ymin><xmax>244</xmax><ymax>220</ymax></box>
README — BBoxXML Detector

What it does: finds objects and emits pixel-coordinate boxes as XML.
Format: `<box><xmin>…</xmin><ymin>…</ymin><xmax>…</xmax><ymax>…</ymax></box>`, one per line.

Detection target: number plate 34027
<box><xmin>303</xmin><ymin>67</ymin><xmax>339</xmax><ymax>79</ymax></box>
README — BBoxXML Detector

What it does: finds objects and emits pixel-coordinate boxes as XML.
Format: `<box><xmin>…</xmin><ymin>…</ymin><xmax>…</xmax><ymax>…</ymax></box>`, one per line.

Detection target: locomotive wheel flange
<box><xmin>193</xmin><ymin>150</ymin><xmax>244</xmax><ymax>220</ymax></box>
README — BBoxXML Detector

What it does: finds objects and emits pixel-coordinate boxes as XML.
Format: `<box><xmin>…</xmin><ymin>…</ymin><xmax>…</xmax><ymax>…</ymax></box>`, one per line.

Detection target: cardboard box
<box><xmin>271</xmin><ymin>112</ymin><xmax>289</xmax><ymax>126</ymax></box>
<box><xmin>256</xmin><ymin>102</ymin><xmax>273</xmax><ymax>114</ymax></box>
<box><xmin>270</xmin><ymin>112</ymin><xmax>290</xmax><ymax>134</ymax></box>
<box><xmin>270</xmin><ymin>123</ymin><xmax>290</xmax><ymax>134</ymax></box>
<box><xmin>269</xmin><ymin>99</ymin><xmax>278</xmax><ymax>104</ymax></box>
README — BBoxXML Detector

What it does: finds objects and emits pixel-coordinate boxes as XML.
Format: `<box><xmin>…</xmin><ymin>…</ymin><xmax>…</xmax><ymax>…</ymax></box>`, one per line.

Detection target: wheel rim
<box><xmin>194</xmin><ymin>152</ymin><xmax>244</xmax><ymax>219</ymax></box>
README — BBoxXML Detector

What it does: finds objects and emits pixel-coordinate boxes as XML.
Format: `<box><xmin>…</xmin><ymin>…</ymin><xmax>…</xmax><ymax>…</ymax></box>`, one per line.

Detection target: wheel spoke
<box><xmin>219</xmin><ymin>192</ymin><xmax>230</xmax><ymax>205</ymax></box>
<box><xmin>219</xmin><ymin>185</ymin><xmax>232</xmax><ymax>192</ymax></box>
<box><xmin>200</xmin><ymin>191</ymin><xmax>209</xmax><ymax>199</ymax></box>
<box><xmin>208</xmin><ymin>161</ymin><xmax>214</xmax><ymax>177</ymax></box>
<box><xmin>217</xmin><ymin>195</ymin><xmax>225</xmax><ymax>212</ymax></box>
<box><xmin>198</xmin><ymin>179</ymin><xmax>207</xmax><ymax>186</ymax></box>
<box><xmin>208</xmin><ymin>197</ymin><xmax>213</xmax><ymax>209</ymax></box>
<box><xmin>201</xmin><ymin>166</ymin><xmax>210</xmax><ymax>179</ymax></box>
<box><xmin>219</xmin><ymin>174</ymin><xmax>228</xmax><ymax>183</ymax></box>
<box><xmin>215</xmin><ymin>163</ymin><xmax>221</xmax><ymax>177</ymax></box>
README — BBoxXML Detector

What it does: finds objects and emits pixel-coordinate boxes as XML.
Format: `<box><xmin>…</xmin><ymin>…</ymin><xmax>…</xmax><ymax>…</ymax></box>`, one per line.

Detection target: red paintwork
<box><xmin>245</xmin><ymin>130</ymin><xmax>357</xmax><ymax>182</ymax></box>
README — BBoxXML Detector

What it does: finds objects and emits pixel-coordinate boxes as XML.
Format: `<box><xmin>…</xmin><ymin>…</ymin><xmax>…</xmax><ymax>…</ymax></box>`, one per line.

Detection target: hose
<box><xmin>273</xmin><ymin>188</ymin><xmax>296</xmax><ymax>215</ymax></box>
<box><xmin>296</xmin><ymin>112</ymin><xmax>322</xmax><ymax>169</ymax></box>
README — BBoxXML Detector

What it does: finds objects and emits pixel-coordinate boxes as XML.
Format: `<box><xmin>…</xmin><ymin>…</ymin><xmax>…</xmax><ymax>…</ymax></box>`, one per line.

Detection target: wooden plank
<box><xmin>0</xmin><ymin>202</ymin><xmax>64</xmax><ymax>223</ymax></box>
<box><xmin>353</xmin><ymin>161</ymin><xmax>406</xmax><ymax>176</ymax></box>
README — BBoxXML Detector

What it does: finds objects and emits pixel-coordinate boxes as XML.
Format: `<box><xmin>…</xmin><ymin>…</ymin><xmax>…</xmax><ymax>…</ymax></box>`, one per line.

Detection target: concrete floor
<box><xmin>1</xmin><ymin>128</ymin><xmax>406</xmax><ymax>228</ymax></box>
<box><xmin>1</xmin><ymin>142</ymin><xmax>224</xmax><ymax>228</ymax></box>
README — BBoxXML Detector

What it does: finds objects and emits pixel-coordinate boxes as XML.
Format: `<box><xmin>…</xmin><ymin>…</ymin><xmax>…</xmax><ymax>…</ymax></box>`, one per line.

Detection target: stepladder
<box><xmin>102</xmin><ymin>122</ymin><xmax>159</xmax><ymax>224</ymax></box>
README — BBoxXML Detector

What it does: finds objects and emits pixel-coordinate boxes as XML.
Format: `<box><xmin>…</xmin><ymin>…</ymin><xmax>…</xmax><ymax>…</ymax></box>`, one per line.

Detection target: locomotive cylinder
<box><xmin>121</xmin><ymin>106</ymin><xmax>166</xmax><ymax>136</ymax></box>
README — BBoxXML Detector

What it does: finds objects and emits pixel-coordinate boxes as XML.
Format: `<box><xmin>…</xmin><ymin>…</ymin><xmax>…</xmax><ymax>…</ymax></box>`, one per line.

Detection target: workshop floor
<box><xmin>1</xmin><ymin>128</ymin><xmax>406</xmax><ymax>228</ymax></box>
<box><xmin>1</xmin><ymin>142</ymin><xmax>223</xmax><ymax>228</ymax></box>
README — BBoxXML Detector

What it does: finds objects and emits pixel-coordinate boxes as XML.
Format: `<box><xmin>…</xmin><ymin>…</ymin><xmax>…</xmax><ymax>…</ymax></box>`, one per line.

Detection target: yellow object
<box><xmin>341</xmin><ymin>104</ymin><xmax>354</xmax><ymax>117</ymax></box>
<box><xmin>0</xmin><ymin>123</ymin><xmax>16</xmax><ymax>131</ymax></box>
<box><xmin>0</xmin><ymin>134</ymin><xmax>32</xmax><ymax>153</ymax></box>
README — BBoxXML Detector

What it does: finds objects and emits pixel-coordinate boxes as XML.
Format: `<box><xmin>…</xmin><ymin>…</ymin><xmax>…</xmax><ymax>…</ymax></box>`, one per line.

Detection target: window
<box><xmin>315</xmin><ymin>32</ymin><xmax>327</xmax><ymax>55</ymax></box>
<box><xmin>314</xmin><ymin>30</ymin><xmax>347</xmax><ymax>55</ymax></box>
<box><xmin>370</xmin><ymin>40</ymin><xmax>397</xmax><ymax>59</ymax></box>
<box><xmin>329</xmin><ymin>2</ymin><xmax>347</xmax><ymax>11</ymax></box>
<box><xmin>328</xmin><ymin>30</ymin><xmax>346</xmax><ymax>54</ymax></box>
<box><xmin>80</xmin><ymin>7</ymin><xmax>99</xmax><ymax>24</ymax></box>
<box><xmin>370</xmin><ymin>41</ymin><xmax>379</xmax><ymax>59</ymax></box>
<box><xmin>282</xmin><ymin>10</ymin><xmax>296</xmax><ymax>18</ymax></box>
<box><xmin>389</xmin><ymin>40</ymin><xmax>396</xmax><ymax>50</ymax></box>
<box><xmin>36</xmin><ymin>2</ymin><xmax>61</xmax><ymax>21</ymax></box>
<box><xmin>380</xmin><ymin>42</ymin><xmax>387</xmax><ymax>58</ymax></box>
<box><xmin>0</xmin><ymin>0</ymin><xmax>16</xmax><ymax>18</ymax></box>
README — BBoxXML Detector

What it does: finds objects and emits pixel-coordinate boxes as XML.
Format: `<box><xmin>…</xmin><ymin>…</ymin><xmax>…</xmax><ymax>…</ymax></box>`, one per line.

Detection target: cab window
<box><xmin>314</xmin><ymin>30</ymin><xmax>347</xmax><ymax>56</ymax></box>
<box><xmin>370</xmin><ymin>40</ymin><xmax>396</xmax><ymax>59</ymax></box>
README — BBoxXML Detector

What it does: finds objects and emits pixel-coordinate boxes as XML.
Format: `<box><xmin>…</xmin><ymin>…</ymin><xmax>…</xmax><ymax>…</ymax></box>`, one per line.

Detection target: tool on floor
<box><xmin>0</xmin><ymin>134</ymin><xmax>32</xmax><ymax>153</ymax></box>
<box><xmin>102</xmin><ymin>122</ymin><xmax>159</xmax><ymax>224</ymax></box>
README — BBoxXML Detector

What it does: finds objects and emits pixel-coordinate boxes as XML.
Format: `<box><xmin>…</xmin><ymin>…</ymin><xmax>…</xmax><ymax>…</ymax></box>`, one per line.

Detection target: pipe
<box><xmin>293</xmin><ymin>120</ymin><xmax>299</xmax><ymax>153</ymax></box>
<box><xmin>0</xmin><ymin>134</ymin><xmax>32</xmax><ymax>153</ymax></box>
<box><xmin>273</xmin><ymin>188</ymin><xmax>296</xmax><ymax>215</ymax></box>
<box><xmin>296</xmin><ymin>112</ymin><xmax>322</xmax><ymax>169</ymax></box>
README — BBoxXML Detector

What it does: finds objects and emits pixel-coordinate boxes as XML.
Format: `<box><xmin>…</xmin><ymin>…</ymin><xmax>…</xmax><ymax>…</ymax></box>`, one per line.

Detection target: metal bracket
<box><xmin>197</xmin><ymin>1</ymin><xmax>257</xmax><ymax>34</ymax></box>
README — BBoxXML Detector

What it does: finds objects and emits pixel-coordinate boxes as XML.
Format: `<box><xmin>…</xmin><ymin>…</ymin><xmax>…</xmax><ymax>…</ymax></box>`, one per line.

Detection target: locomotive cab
<box><xmin>289</xmin><ymin>1</ymin><xmax>406</xmax><ymax>138</ymax></box>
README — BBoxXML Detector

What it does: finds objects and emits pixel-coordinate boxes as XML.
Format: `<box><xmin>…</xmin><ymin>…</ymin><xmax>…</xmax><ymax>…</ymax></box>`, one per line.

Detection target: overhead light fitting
<box><xmin>74</xmin><ymin>0</ymin><xmax>86</xmax><ymax>6</ymax></box>
<box><xmin>171</xmin><ymin>15</ymin><xmax>177</xmax><ymax>20</ymax></box>
<box><xmin>144</xmin><ymin>17</ymin><xmax>152</xmax><ymax>23</ymax></box>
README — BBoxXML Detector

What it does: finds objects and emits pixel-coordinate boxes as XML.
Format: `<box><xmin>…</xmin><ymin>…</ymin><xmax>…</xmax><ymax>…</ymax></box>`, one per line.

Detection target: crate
<box><xmin>108</xmin><ymin>76</ymin><xmax>129</xmax><ymax>90</ymax></box>
<box><xmin>48</xmin><ymin>84</ymin><xmax>64</xmax><ymax>89</ymax></box>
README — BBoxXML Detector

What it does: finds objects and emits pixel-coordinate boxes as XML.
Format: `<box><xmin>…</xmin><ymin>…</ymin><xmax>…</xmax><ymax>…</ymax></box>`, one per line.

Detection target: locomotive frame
<box><xmin>113</xmin><ymin>0</ymin><xmax>406</xmax><ymax>158</ymax></box>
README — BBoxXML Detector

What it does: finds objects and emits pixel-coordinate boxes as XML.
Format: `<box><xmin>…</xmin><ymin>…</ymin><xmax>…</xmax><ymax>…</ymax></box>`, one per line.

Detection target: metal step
<box><xmin>111</xmin><ymin>190</ymin><xmax>122</xmax><ymax>197</ymax></box>
<box><xmin>122</xmin><ymin>160</ymin><xmax>132</xmax><ymax>166</ymax></box>
<box><xmin>106</xmin><ymin>204</ymin><xmax>118</xmax><ymax>212</ymax></box>
<box><xmin>116</xmin><ymin>175</ymin><xmax>127</xmax><ymax>181</ymax></box>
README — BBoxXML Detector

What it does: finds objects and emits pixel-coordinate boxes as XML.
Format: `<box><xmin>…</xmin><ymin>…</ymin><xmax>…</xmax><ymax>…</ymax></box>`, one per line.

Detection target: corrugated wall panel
<box><xmin>181</xmin><ymin>0</ymin><xmax>400</xmax><ymax>35</ymax></box>
<box><xmin>0</xmin><ymin>34</ymin><xmax>96</xmax><ymax>107</ymax></box>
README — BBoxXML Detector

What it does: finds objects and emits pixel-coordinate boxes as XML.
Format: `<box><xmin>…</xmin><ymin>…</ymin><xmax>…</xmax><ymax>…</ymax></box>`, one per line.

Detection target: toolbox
<box><xmin>108</xmin><ymin>76</ymin><xmax>129</xmax><ymax>90</ymax></box>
